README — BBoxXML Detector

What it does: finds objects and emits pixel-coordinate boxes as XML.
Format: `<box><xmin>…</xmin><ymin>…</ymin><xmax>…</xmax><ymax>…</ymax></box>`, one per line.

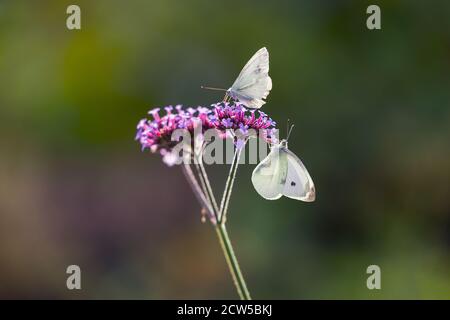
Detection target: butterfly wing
<box><xmin>229</xmin><ymin>47</ymin><xmax>272</xmax><ymax>109</ymax></box>
<box><xmin>251</xmin><ymin>145</ymin><xmax>288</xmax><ymax>200</ymax></box>
<box><xmin>281</xmin><ymin>147</ymin><xmax>316</xmax><ymax>202</ymax></box>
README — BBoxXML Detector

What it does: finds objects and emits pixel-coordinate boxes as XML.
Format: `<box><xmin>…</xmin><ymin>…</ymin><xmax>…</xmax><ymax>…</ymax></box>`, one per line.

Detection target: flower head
<box><xmin>136</xmin><ymin>101</ymin><xmax>278</xmax><ymax>158</ymax></box>
<box><xmin>210</xmin><ymin>101</ymin><xmax>276</xmax><ymax>132</ymax></box>
<box><xmin>136</xmin><ymin>105</ymin><xmax>205</xmax><ymax>153</ymax></box>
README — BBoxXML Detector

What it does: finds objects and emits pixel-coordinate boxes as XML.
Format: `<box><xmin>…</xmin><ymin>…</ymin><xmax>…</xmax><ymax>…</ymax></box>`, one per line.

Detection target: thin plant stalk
<box><xmin>219</xmin><ymin>149</ymin><xmax>238</xmax><ymax>222</ymax></box>
<box><xmin>219</xmin><ymin>147</ymin><xmax>243</xmax><ymax>223</ymax></box>
<box><xmin>182</xmin><ymin>145</ymin><xmax>251</xmax><ymax>300</ymax></box>
<box><xmin>194</xmin><ymin>162</ymin><xmax>217</xmax><ymax>220</ymax></box>
<box><xmin>198</xmin><ymin>157</ymin><xmax>220</xmax><ymax>214</ymax></box>
<box><xmin>215</xmin><ymin>223</ymin><xmax>251</xmax><ymax>300</ymax></box>
<box><xmin>182</xmin><ymin>164</ymin><xmax>216</xmax><ymax>224</ymax></box>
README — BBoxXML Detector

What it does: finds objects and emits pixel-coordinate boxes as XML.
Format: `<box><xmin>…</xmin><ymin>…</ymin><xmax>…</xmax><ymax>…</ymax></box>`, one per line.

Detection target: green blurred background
<box><xmin>0</xmin><ymin>0</ymin><xmax>449</xmax><ymax>299</ymax></box>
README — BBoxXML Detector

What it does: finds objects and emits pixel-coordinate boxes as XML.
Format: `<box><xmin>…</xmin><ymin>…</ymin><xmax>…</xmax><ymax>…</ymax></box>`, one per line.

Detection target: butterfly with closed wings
<box><xmin>202</xmin><ymin>47</ymin><xmax>272</xmax><ymax>109</ymax></box>
<box><xmin>251</xmin><ymin>126</ymin><xmax>316</xmax><ymax>202</ymax></box>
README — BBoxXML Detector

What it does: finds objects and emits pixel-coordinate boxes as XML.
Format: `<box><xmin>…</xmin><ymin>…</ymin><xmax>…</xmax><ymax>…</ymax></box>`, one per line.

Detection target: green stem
<box><xmin>183</xmin><ymin>146</ymin><xmax>251</xmax><ymax>300</ymax></box>
<box><xmin>214</xmin><ymin>145</ymin><xmax>250</xmax><ymax>299</ymax></box>
<box><xmin>219</xmin><ymin>147</ymin><xmax>243</xmax><ymax>223</ymax></box>
<box><xmin>182</xmin><ymin>164</ymin><xmax>216</xmax><ymax>224</ymax></box>
<box><xmin>194</xmin><ymin>162</ymin><xmax>218</xmax><ymax>222</ymax></box>
<box><xmin>198</xmin><ymin>158</ymin><xmax>220</xmax><ymax>215</ymax></box>
<box><xmin>215</xmin><ymin>223</ymin><xmax>251</xmax><ymax>300</ymax></box>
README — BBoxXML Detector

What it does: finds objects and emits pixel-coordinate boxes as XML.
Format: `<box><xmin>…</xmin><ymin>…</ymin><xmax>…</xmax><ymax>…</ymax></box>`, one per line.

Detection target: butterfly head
<box><xmin>279</xmin><ymin>139</ymin><xmax>288</xmax><ymax>148</ymax></box>
<box><xmin>277</xmin><ymin>121</ymin><xmax>295</xmax><ymax>149</ymax></box>
<box><xmin>226</xmin><ymin>88</ymin><xmax>236</xmax><ymax>100</ymax></box>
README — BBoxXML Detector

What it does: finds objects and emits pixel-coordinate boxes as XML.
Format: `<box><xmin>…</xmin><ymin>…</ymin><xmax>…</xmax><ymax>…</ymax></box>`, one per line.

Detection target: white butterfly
<box><xmin>202</xmin><ymin>47</ymin><xmax>272</xmax><ymax>109</ymax></box>
<box><xmin>251</xmin><ymin>139</ymin><xmax>315</xmax><ymax>201</ymax></box>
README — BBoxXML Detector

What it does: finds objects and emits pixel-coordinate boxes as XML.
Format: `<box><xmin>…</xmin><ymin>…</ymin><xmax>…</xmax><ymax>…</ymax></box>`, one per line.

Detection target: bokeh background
<box><xmin>0</xmin><ymin>0</ymin><xmax>449</xmax><ymax>299</ymax></box>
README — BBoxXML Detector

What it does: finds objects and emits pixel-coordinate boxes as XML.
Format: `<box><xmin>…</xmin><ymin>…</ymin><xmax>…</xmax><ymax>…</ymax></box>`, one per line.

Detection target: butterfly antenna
<box><xmin>287</xmin><ymin>124</ymin><xmax>295</xmax><ymax>141</ymax></box>
<box><xmin>286</xmin><ymin>119</ymin><xmax>290</xmax><ymax>138</ymax></box>
<box><xmin>200</xmin><ymin>86</ymin><xmax>227</xmax><ymax>91</ymax></box>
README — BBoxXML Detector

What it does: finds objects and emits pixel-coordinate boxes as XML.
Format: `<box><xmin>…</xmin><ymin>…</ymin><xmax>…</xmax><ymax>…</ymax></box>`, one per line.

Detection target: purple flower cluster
<box><xmin>136</xmin><ymin>101</ymin><xmax>278</xmax><ymax>155</ymax></box>
<box><xmin>209</xmin><ymin>102</ymin><xmax>276</xmax><ymax>133</ymax></box>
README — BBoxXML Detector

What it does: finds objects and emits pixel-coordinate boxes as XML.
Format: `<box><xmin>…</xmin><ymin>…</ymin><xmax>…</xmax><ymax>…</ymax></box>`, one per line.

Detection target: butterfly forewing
<box><xmin>230</xmin><ymin>47</ymin><xmax>272</xmax><ymax>109</ymax></box>
<box><xmin>251</xmin><ymin>146</ymin><xmax>287</xmax><ymax>200</ymax></box>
